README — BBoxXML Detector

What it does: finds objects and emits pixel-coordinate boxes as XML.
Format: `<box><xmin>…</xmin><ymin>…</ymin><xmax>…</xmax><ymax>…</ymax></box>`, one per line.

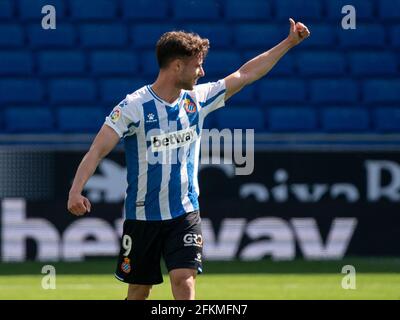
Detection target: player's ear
<box><xmin>171</xmin><ymin>58</ymin><xmax>181</xmax><ymax>73</ymax></box>
<box><xmin>177</xmin><ymin>58</ymin><xmax>187</xmax><ymax>72</ymax></box>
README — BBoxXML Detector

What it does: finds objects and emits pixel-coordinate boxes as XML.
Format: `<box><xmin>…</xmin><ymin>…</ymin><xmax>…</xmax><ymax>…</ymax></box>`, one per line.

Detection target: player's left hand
<box><xmin>287</xmin><ymin>18</ymin><xmax>310</xmax><ymax>46</ymax></box>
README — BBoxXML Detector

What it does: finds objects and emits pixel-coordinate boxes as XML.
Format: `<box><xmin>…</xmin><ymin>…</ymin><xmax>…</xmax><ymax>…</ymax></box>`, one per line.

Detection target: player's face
<box><xmin>177</xmin><ymin>55</ymin><xmax>205</xmax><ymax>90</ymax></box>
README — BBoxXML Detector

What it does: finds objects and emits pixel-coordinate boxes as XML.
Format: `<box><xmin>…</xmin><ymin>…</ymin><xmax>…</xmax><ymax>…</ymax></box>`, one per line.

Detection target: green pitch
<box><xmin>0</xmin><ymin>258</ymin><xmax>399</xmax><ymax>300</ymax></box>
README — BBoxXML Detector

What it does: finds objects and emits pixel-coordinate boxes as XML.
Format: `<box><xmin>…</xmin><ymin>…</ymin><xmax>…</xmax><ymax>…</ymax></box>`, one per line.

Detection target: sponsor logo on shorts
<box><xmin>183</xmin><ymin>233</ymin><xmax>203</xmax><ymax>247</ymax></box>
<box><xmin>121</xmin><ymin>257</ymin><xmax>131</xmax><ymax>273</ymax></box>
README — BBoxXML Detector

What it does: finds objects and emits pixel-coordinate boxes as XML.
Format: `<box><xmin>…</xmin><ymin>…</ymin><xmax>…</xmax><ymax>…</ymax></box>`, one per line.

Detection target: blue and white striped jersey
<box><xmin>105</xmin><ymin>80</ymin><xmax>226</xmax><ymax>221</ymax></box>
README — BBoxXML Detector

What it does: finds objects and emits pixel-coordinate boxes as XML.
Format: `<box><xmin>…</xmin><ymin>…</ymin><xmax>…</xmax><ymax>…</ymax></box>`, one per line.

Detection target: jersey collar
<box><xmin>147</xmin><ymin>85</ymin><xmax>184</xmax><ymax>107</ymax></box>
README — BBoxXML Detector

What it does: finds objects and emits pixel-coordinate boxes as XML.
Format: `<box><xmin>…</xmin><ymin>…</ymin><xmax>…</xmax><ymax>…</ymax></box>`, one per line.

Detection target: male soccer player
<box><xmin>67</xmin><ymin>18</ymin><xmax>310</xmax><ymax>300</ymax></box>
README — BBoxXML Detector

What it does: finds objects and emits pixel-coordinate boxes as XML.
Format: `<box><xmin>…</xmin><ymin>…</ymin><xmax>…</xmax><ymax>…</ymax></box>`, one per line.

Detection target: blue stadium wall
<box><xmin>0</xmin><ymin>0</ymin><xmax>400</xmax><ymax>133</ymax></box>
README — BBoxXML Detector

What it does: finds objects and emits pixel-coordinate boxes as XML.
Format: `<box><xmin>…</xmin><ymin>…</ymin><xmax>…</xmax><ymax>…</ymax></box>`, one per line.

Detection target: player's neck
<box><xmin>151</xmin><ymin>74</ymin><xmax>182</xmax><ymax>104</ymax></box>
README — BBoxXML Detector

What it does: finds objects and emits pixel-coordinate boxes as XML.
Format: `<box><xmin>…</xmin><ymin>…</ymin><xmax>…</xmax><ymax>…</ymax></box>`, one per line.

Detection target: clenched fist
<box><xmin>68</xmin><ymin>192</ymin><xmax>91</xmax><ymax>216</ymax></box>
<box><xmin>287</xmin><ymin>18</ymin><xmax>310</xmax><ymax>46</ymax></box>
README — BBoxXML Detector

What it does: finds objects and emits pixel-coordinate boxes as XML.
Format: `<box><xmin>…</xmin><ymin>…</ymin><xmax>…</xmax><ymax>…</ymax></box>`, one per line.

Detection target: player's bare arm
<box><xmin>224</xmin><ymin>18</ymin><xmax>310</xmax><ymax>101</ymax></box>
<box><xmin>68</xmin><ymin>124</ymin><xmax>120</xmax><ymax>216</ymax></box>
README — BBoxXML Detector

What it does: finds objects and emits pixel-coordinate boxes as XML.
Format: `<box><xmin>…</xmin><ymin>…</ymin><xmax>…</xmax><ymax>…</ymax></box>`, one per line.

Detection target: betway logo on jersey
<box><xmin>150</xmin><ymin>126</ymin><xmax>198</xmax><ymax>152</ymax></box>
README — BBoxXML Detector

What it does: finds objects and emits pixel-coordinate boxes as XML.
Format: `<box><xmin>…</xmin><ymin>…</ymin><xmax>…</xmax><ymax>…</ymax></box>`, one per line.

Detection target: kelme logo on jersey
<box><xmin>121</xmin><ymin>257</ymin><xmax>131</xmax><ymax>273</ymax></box>
<box><xmin>146</xmin><ymin>112</ymin><xmax>158</xmax><ymax>123</ymax></box>
<box><xmin>110</xmin><ymin>108</ymin><xmax>121</xmax><ymax>123</ymax></box>
<box><xmin>150</xmin><ymin>126</ymin><xmax>198</xmax><ymax>152</ymax></box>
<box><xmin>184</xmin><ymin>97</ymin><xmax>197</xmax><ymax>113</ymax></box>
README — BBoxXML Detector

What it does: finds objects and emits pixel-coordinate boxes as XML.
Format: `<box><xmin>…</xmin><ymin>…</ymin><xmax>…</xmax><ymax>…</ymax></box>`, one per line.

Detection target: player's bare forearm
<box><xmin>68</xmin><ymin>151</ymin><xmax>102</xmax><ymax>215</ymax></box>
<box><xmin>69</xmin><ymin>149</ymin><xmax>103</xmax><ymax>195</ymax></box>
<box><xmin>224</xmin><ymin>18</ymin><xmax>310</xmax><ymax>100</ymax></box>
<box><xmin>69</xmin><ymin>125</ymin><xmax>119</xmax><ymax>196</ymax></box>
<box><xmin>68</xmin><ymin>125</ymin><xmax>120</xmax><ymax>215</ymax></box>
<box><xmin>240</xmin><ymin>37</ymin><xmax>294</xmax><ymax>84</ymax></box>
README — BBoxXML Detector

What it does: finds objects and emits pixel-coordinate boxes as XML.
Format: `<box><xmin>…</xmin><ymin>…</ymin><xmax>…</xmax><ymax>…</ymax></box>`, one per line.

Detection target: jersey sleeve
<box><xmin>195</xmin><ymin>79</ymin><xmax>226</xmax><ymax>118</ymax></box>
<box><xmin>104</xmin><ymin>100</ymin><xmax>140</xmax><ymax>138</ymax></box>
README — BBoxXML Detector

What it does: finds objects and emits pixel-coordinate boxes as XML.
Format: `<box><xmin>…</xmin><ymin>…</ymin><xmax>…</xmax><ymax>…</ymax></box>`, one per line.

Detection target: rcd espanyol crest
<box><xmin>121</xmin><ymin>257</ymin><xmax>131</xmax><ymax>273</ymax></box>
<box><xmin>184</xmin><ymin>98</ymin><xmax>196</xmax><ymax>113</ymax></box>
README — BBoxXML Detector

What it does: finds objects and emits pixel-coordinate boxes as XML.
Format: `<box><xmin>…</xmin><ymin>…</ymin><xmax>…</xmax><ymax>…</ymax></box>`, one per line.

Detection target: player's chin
<box><xmin>182</xmin><ymin>82</ymin><xmax>195</xmax><ymax>90</ymax></box>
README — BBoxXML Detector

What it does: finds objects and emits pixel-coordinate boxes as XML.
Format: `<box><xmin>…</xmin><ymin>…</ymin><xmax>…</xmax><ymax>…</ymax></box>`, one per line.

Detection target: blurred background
<box><xmin>0</xmin><ymin>0</ymin><xmax>399</xmax><ymax>299</ymax></box>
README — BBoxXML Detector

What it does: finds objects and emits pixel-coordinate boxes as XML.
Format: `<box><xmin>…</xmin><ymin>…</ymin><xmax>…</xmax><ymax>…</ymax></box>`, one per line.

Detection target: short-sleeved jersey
<box><xmin>105</xmin><ymin>80</ymin><xmax>226</xmax><ymax>221</ymax></box>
